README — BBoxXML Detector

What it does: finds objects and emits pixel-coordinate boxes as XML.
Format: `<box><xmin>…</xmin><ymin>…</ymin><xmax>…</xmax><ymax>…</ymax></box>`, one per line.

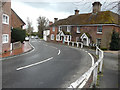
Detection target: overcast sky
<box><xmin>11</xmin><ymin>0</ymin><xmax>119</xmax><ymax>32</ymax></box>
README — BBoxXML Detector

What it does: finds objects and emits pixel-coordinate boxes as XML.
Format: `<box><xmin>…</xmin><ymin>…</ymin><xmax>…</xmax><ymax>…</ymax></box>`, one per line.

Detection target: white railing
<box><xmin>68</xmin><ymin>45</ymin><xmax>104</xmax><ymax>88</ymax></box>
<box><xmin>67</xmin><ymin>41</ymin><xmax>83</xmax><ymax>48</ymax></box>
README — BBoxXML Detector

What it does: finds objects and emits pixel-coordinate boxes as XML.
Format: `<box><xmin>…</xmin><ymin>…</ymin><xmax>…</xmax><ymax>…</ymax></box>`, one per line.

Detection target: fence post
<box><xmin>77</xmin><ymin>42</ymin><xmax>79</xmax><ymax>47</ymax></box>
<box><xmin>93</xmin><ymin>66</ymin><xmax>98</xmax><ymax>87</ymax></box>
<box><xmin>72</xmin><ymin>42</ymin><xmax>74</xmax><ymax>47</ymax></box>
<box><xmin>81</xmin><ymin>43</ymin><xmax>83</xmax><ymax>48</ymax></box>
<box><xmin>68</xmin><ymin>41</ymin><xmax>70</xmax><ymax>46</ymax></box>
<box><xmin>99</xmin><ymin>59</ymin><xmax>103</xmax><ymax>73</ymax></box>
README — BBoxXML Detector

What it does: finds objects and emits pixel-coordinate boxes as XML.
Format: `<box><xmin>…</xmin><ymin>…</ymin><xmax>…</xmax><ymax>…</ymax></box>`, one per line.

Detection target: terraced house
<box><xmin>49</xmin><ymin>2</ymin><xmax>120</xmax><ymax>49</ymax></box>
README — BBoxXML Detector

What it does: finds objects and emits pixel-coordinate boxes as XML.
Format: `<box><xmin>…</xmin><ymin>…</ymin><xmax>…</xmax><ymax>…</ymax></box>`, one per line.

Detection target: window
<box><xmin>96</xmin><ymin>38</ymin><xmax>101</xmax><ymax>46</ymax></box>
<box><xmin>76</xmin><ymin>37</ymin><xmax>80</xmax><ymax>42</ymax></box>
<box><xmin>59</xmin><ymin>26</ymin><xmax>62</xmax><ymax>32</ymax></box>
<box><xmin>2</xmin><ymin>34</ymin><xmax>9</xmax><ymax>44</ymax></box>
<box><xmin>2</xmin><ymin>14</ymin><xmax>9</xmax><ymax>24</ymax></box>
<box><xmin>52</xmin><ymin>27</ymin><xmax>55</xmax><ymax>32</ymax></box>
<box><xmin>51</xmin><ymin>34</ymin><xmax>54</xmax><ymax>40</ymax></box>
<box><xmin>77</xmin><ymin>27</ymin><xmax>81</xmax><ymax>33</ymax></box>
<box><xmin>97</xmin><ymin>26</ymin><xmax>102</xmax><ymax>34</ymax></box>
<box><xmin>56</xmin><ymin>35</ymin><xmax>60</xmax><ymax>41</ymax></box>
<box><xmin>67</xmin><ymin>26</ymin><xmax>71</xmax><ymax>32</ymax></box>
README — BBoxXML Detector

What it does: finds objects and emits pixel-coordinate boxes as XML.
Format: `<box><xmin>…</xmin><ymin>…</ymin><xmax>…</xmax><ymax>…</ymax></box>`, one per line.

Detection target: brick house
<box><xmin>49</xmin><ymin>2</ymin><xmax>120</xmax><ymax>49</ymax></box>
<box><xmin>0</xmin><ymin>1</ymin><xmax>25</xmax><ymax>54</ymax></box>
<box><xmin>11</xmin><ymin>8</ymin><xmax>25</xmax><ymax>29</ymax></box>
<box><xmin>0</xmin><ymin>1</ymin><xmax>11</xmax><ymax>54</ymax></box>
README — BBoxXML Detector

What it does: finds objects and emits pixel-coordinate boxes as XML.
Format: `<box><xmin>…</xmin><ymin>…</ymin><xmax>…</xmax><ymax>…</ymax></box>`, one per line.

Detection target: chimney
<box><xmin>54</xmin><ymin>18</ymin><xmax>58</xmax><ymax>23</ymax></box>
<box><xmin>92</xmin><ymin>2</ymin><xmax>102</xmax><ymax>13</ymax></box>
<box><xmin>75</xmin><ymin>9</ymin><xmax>79</xmax><ymax>15</ymax></box>
<box><xmin>49</xmin><ymin>21</ymin><xmax>53</xmax><ymax>25</ymax></box>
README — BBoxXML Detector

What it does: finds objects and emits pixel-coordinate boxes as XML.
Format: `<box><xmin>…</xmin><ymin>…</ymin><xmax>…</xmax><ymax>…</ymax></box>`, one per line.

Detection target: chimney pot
<box><xmin>54</xmin><ymin>18</ymin><xmax>58</xmax><ymax>23</ymax></box>
<box><xmin>75</xmin><ymin>9</ymin><xmax>79</xmax><ymax>15</ymax></box>
<box><xmin>92</xmin><ymin>2</ymin><xmax>102</xmax><ymax>13</ymax></box>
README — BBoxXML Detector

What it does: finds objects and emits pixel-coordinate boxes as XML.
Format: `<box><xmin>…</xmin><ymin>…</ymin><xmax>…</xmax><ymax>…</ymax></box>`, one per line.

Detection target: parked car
<box><xmin>35</xmin><ymin>36</ymin><xmax>38</xmax><ymax>39</ymax></box>
<box><xmin>25</xmin><ymin>37</ymin><xmax>29</xmax><ymax>41</ymax></box>
<box><xmin>31</xmin><ymin>36</ymin><xmax>34</xmax><ymax>39</ymax></box>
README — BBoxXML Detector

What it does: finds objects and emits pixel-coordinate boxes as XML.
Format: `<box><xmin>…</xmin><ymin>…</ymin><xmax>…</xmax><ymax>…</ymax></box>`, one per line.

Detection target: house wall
<box><xmin>50</xmin><ymin>25</ymin><xmax>120</xmax><ymax>49</ymax></box>
<box><xmin>49</xmin><ymin>26</ymin><xmax>58</xmax><ymax>41</ymax></box>
<box><xmin>11</xmin><ymin>9</ymin><xmax>24</xmax><ymax>29</ymax></box>
<box><xmin>2</xmin><ymin>2</ymin><xmax>11</xmax><ymax>53</ymax></box>
<box><xmin>0</xmin><ymin>2</ymin><xmax>2</xmax><ymax>54</ymax></box>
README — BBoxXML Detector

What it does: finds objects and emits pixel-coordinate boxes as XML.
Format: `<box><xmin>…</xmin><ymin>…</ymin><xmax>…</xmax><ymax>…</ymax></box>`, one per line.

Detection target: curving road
<box><xmin>2</xmin><ymin>39</ymin><xmax>92</xmax><ymax>88</ymax></box>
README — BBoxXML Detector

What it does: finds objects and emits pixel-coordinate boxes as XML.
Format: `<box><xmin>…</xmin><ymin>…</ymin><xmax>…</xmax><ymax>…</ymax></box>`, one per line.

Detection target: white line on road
<box><xmin>16</xmin><ymin>57</ymin><xmax>53</xmax><ymax>71</ymax></box>
<box><xmin>58</xmin><ymin>50</ymin><xmax>61</xmax><ymax>55</ymax></box>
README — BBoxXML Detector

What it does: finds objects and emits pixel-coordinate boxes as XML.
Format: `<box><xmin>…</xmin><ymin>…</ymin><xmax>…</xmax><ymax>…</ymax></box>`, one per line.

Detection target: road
<box><xmin>2</xmin><ymin>39</ymin><xmax>92</xmax><ymax>88</ymax></box>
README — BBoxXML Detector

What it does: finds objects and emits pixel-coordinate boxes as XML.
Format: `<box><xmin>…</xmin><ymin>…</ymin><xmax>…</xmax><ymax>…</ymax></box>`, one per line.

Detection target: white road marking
<box><xmin>16</xmin><ymin>57</ymin><xmax>53</xmax><ymax>71</ymax></box>
<box><xmin>88</xmin><ymin>53</ymin><xmax>94</xmax><ymax>66</ymax></box>
<box><xmin>58</xmin><ymin>50</ymin><xmax>61</xmax><ymax>55</ymax></box>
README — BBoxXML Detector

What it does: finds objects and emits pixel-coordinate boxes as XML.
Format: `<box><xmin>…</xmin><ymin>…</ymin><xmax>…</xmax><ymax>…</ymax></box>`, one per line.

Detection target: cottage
<box><xmin>49</xmin><ymin>2</ymin><xmax>120</xmax><ymax>49</ymax></box>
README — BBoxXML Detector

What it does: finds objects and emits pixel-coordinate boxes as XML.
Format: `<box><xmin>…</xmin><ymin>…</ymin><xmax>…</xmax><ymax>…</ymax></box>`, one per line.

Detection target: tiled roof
<box><xmin>52</xmin><ymin>11</ymin><xmax>119</xmax><ymax>26</ymax></box>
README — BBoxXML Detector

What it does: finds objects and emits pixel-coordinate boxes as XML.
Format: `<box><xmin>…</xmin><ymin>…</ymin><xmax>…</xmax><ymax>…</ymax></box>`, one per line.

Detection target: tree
<box><xmin>37</xmin><ymin>16</ymin><xmax>49</xmax><ymax>38</ymax></box>
<box><xmin>11</xmin><ymin>28</ymin><xmax>26</xmax><ymax>43</ymax></box>
<box><xmin>26</xmin><ymin>17</ymin><xmax>34</xmax><ymax>36</ymax></box>
<box><xmin>110</xmin><ymin>30</ymin><xmax>120</xmax><ymax>50</ymax></box>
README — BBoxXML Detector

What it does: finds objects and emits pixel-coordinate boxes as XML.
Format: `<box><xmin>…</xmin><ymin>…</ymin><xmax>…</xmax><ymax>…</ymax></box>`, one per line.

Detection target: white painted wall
<box><xmin>43</xmin><ymin>30</ymin><xmax>50</xmax><ymax>41</ymax></box>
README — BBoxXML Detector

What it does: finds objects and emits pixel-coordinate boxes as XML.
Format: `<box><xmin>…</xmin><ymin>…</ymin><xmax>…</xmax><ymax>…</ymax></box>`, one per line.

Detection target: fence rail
<box><xmin>67</xmin><ymin>41</ymin><xmax>104</xmax><ymax>88</ymax></box>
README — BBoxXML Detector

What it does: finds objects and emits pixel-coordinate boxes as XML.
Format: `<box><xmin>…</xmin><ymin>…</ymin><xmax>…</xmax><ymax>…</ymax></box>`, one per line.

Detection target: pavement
<box><xmin>2</xmin><ymin>39</ymin><xmax>92</xmax><ymax>88</ymax></box>
<box><xmin>83</xmin><ymin>47</ymin><xmax>119</xmax><ymax>89</ymax></box>
<box><xmin>0</xmin><ymin>41</ymin><xmax>32</xmax><ymax>59</ymax></box>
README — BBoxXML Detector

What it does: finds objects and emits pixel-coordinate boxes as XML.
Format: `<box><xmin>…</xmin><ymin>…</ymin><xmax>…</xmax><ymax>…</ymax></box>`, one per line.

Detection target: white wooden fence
<box><xmin>67</xmin><ymin>41</ymin><xmax>104</xmax><ymax>88</ymax></box>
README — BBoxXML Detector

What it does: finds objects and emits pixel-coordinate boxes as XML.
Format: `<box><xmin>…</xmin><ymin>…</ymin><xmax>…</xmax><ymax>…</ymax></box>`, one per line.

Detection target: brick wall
<box><xmin>2</xmin><ymin>2</ymin><xmax>11</xmax><ymax>53</ymax></box>
<box><xmin>50</xmin><ymin>25</ymin><xmax>120</xmax><ymax>49</ymax></box>
<box><xmin>11</xmin><ymin>9</ymin><xmax>25</xmax><ymax>29</ymax></box>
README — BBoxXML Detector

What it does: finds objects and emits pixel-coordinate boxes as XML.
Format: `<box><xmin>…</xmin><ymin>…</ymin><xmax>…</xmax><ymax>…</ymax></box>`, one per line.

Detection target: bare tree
<box><xmin>26</xmin><ymin>17</ymin><xmax>34</xmax><ymax>36</ymax></box>
<box><xmin>37</xmin><ymin>16</ymin><xmax>49</xmax><ymax>38</ymax></box>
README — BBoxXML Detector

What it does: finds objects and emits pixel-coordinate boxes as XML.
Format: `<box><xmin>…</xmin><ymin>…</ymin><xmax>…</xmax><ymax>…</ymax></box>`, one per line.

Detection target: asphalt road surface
<box><xmin>2</xmin><ymin>39</ymin><xmax>92</xmax><ymax>88</ymax></box>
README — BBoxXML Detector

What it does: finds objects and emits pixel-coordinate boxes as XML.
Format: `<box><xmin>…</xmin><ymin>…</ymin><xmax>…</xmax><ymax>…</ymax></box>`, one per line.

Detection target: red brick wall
<box><xmin>2</xmin><ymin>2</ymin><xmax>11</xmax><ymax>53</ymax></box>
<box><xmin>49</xmin><ymin>26</ymin><xmax>58</xmax><ymax>41</ymax></box>
<box><xmin>50</xmin><ymin>25</ymin><xmax>120</xmax><ymax>49</ymax></box>
<box><xmin>11</xmin><ymin>9</ymin><xmax>24</xmax><ymax>29</ymax></box>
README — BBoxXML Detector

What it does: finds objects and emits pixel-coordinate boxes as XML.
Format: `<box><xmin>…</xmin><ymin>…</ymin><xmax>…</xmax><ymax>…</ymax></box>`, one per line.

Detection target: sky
<box><xmin>11</xmin><ymin>0</ymin><xmax>119</xmax><ymax>32</ymax></box>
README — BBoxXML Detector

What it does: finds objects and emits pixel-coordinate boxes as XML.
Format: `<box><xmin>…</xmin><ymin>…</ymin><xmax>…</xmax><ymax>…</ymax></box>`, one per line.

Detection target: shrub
<box><xmin>11</xmin><ymin>28</ymin><xmax>26</xmax><ymax>43</ymax></box>
<box><xmin>110</xmin><ymin>30</ymin><xmax>120</xmax><ymax>50</ymax></box>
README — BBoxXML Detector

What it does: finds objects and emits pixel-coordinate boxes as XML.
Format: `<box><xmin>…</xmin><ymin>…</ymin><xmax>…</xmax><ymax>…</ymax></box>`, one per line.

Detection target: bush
<box><xmin>110</xmin><ymin>30</ymin><xmax>120</xmax><ymax>50</ymax></box>
<box><xmin>11</xmin><ymin>28</ymin><xmax>26</xmax><ymax>43</ymax></box>
<box><xmin>101</xmin><ymin>48</ymin><xmax>108</xmax><ymax>51</ymax></box>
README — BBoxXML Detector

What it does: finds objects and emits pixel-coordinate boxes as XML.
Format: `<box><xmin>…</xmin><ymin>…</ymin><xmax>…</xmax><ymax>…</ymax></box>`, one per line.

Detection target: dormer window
<box><xmin>97</xmin><ymin>26</ymin><xmax>102</xmax><ymax>34</ymax></box>
<box><xmin>77</xmin><ymin>26</ymin><xmax>81</xmax><ymax>33</ymax></box>
<box><xmin>67</xmin><ymin>26</ymin><xmax>71</xmax><ymax>32</ymax></box>
<box><xmin>2</xmin><ymin>14</ymin><xmax>9</xmax><ymax>24</ymax></box>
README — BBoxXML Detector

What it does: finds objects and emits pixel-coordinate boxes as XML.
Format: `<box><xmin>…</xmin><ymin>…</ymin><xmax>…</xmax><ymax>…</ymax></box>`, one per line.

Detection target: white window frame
<box><xmin>59</xmin><ymin>26</ymin><xmax>62</xmax><ymax>32</ymax></box>
<box><xmin>51</xmin><ymin>34</ymin><xmax>54</xmax><ymax>40</ymax></box>
<box><xmin>67</xmin><ymin>26</ymin><xmax>71</xmax><ymax>32</ymax></box>
<box><xmin>56</xmin><ymin>35</ymin><xmax>60</xmax><ymax>41</ymax></box>
<box><xmin>52</xmin><ymin>27</ymin><xmax>55</xmax><ymax>32</ymax></box>
<box><xmin>2</xmin><ymin>14</ymin><xmax>9</xmax><ymax>25</ymax></box>
<box><xmin>2</xmin><ymin>34</ymin><xmax>9</xmax><ymax>44</ymax></box>
<box><xmin>77</xmin><ymin>27</ymin><xmax>81</xmax><ymax>33</ymax></box>
<box><xmin>97</xmin><ymin>26</ymin><xmax>102</xmax><ymax>34</ymax></box>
